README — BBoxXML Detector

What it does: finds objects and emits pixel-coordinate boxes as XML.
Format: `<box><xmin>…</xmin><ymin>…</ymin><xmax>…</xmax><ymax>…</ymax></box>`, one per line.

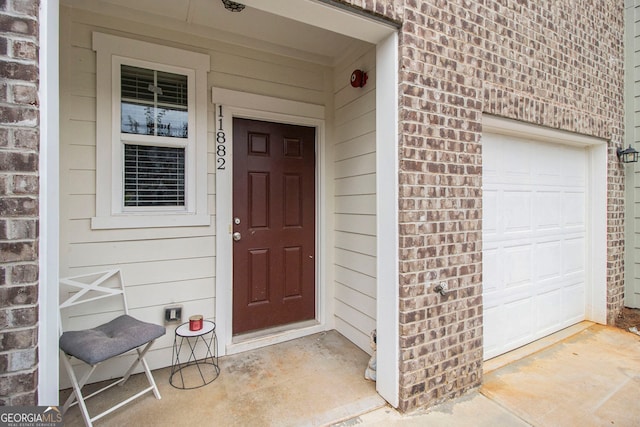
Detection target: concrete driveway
<box><xmin>345</xmin><ymin>323</ymin><xmax>640</xmax><ymax>426</ymax></box>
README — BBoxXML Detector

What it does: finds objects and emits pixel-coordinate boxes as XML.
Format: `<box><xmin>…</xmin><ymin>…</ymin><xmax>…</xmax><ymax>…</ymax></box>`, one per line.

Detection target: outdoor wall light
<box><xmin>221</xmin><ymin>0</ymin><xmax>245</xmax><ymax>12</ymax></box>
<box><xmin>617</xmin><ymin>145</ymin><xmax>639</xmax><ymax>164</ymax></box>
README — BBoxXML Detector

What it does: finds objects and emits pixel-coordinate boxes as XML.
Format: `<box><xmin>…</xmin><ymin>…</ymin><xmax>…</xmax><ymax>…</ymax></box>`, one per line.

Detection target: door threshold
<box><xmin>226</xmin><ymin>320</ymin><xmax>324</xmax><ymax>355</ymax></box>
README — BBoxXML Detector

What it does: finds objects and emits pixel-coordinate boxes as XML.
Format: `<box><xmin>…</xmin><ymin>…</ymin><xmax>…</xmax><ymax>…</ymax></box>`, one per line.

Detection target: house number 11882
<box><xmin>216</xmin><ymin>105</ymin><xmax>227</xmax><ymax>170</ymax></box>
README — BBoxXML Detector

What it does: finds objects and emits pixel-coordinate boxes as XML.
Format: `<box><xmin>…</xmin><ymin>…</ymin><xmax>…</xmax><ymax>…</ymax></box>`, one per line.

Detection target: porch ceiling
<box><xmin>62</xmin><ymin>0</ymin><xmax>364</xmax><ymax>64</ymax></box>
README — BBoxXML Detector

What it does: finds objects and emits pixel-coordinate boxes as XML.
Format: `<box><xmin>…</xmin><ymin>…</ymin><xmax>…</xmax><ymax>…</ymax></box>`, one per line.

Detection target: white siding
<box><xmin>59</xmin><ymin>6</ymin><xmax>330</xmax><ymax>386</ymax></box>
<box><xmin>332</xmin><ymin>47</ymin><xmax>377</xmax><ymax>354</ymax></box>
<box><xmin>626</xmin><ymin>2</ymin><xmax>640</xmax><ymax>308</ymax></box>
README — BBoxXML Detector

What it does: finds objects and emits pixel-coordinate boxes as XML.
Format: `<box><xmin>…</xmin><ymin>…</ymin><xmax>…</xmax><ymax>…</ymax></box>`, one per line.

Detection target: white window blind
<box><xmin>124</xmin><ymin>144</ymin><xmax>185</xmax><ymax>207</ymax></box>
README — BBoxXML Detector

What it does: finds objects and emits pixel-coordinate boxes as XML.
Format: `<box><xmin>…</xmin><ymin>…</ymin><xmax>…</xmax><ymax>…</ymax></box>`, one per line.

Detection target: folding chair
<box><xmin>59</xmin><ymin>270</ymin><xmax>166</xmax><ymax>427</ymax></box>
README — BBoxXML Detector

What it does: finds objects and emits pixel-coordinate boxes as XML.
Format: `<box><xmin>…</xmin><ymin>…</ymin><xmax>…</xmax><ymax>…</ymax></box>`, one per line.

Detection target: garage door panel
<box><xmin>535</xmin><ymin>159</ymin><xmax>564</xmax><ymax>186</ymax></box>
<box><xmin>485</xmin><ymin>286</ymin><xmax>536</xmax><ymax>307</ymax></box>
<box><xmin>535</xmin><ymin>192</ymin><xmax>563</xmax><ymax>229</ymax></box>
<box><xmin>563</xmin><ymin>283</ymin><xmax>585</xmax><ymax>319</ymax></box>
<box><xmin>560</xmin><ymin>149</ymin><xmax>587</xmax><ymax>186</ymax></box>
<box><xmin>536</xmin><ymin>145</ymin><xmax>583</xmax><ymax>182</ymax></box>
<box><xmin>503</xmin><ymin>244</ymin><xmax>532</xmax><ymax>288</ymax></box>
<box><xmin>564</xmin><ymin>192</ymin><xmax>586</xmax><ymax>227</ymax></box>
<box><xmin>564</xmin><ymin>238</ymin><xmax>585</xmax><ymax>274</ymax></box>
<box><xmin>504</xmin><ymin>298</ymin><xmax>535</xmax><ymax>346</ymax></box>
<box><xmin>502</xmin><ymin>143</ymin><xmax>532</xmax><ymax>182</ymax></box>
<box><xmin>481</xmin><ymin>134</ymin><xmax>501</xmax><ymax>174</ymax></box>
<box><xmin>503</xmin><ymin>191</ymin><xmax>532</xmax><ymax>234</ymax></box>
<box><xmin>537</xmin><ymin>288</ymin><xmax>565</xmax><ymax>331</ymax></box>
<box><xmin>483</xmin><ymin>190</ymin><xmax>499</xmax><ymax>235</ymax></box>
<box><xmin>483</xmin><ymin>306</ymin><xmax>501</xmax><ymax>358</ymax></box>
<box><xmin>483</xmin><ymin>248</ymin><xmax>500</xmax><ymax>294</ymax></box>
<box><xmin>483</xmin><ymin>131</ymin><xmax>587</xmax><ymax>361</ymax></box>
<box><xmin>535</xmin><ymin>241</ymin><xmax>562</xmax><ymax>281</ymax></box>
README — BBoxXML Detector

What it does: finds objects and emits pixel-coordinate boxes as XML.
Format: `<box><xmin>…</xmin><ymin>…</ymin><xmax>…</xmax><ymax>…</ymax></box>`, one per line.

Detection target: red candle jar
<box><xmin>189</xmin><ymin>315</ymin><xmax>203</xmax><ymax>331</ymax></box>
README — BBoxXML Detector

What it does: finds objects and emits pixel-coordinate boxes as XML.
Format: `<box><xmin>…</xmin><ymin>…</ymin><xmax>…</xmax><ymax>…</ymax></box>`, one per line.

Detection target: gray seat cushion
<box><xmin>60</xmin><ymin>315</ymin><xmax>166</xmax><ymax>365</ymax></box>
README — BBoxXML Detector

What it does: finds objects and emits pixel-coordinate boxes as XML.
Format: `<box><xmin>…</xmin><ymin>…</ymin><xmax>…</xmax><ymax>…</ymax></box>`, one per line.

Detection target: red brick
<box><xmin>0</xmin><ymin>197</ymin><xmax>38</xmax><ymax>217</ymax></box>
<box><xmin>0</xmin><ymin>15</ymin><xmax>37</xmax><ymax>36</ymax></box>
<box><xmin>11</xmin><ymin>0</ymin><xmax>39</xmax><ymax>18</ymax></box>
<box><xmin>12</xmin><ymin>84</ymin><xmax>38</xmax><ymax>105</ymax></box>
<box><xmin>0</xmin><ymin>105</ymin><xmax>38</xmax><ymax>125</ymax></box>
<box><xmin>0</xmin><ymin>61</ymin><xmax>38</xmax><ymax>82</ymax></box>
<box><xmin>0</xmin><ymin>328</ymin><xmax>36</xmax><ymax>351</ymax></box>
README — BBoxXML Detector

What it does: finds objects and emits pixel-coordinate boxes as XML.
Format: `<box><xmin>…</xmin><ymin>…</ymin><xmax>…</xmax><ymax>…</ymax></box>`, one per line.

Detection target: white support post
<box><xmin>38</xmin><ymin>0</ymin><xmax>61</xmax><ymax>405</ymax></box>
<box><xmin>375</xmin><ymin>31</ymin><xmax>400</xmax><ymax>408</ymax></box>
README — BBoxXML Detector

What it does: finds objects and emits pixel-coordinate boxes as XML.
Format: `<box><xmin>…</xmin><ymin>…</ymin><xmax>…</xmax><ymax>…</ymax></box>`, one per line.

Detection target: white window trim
<box><xmin>91</xmin><ymin>32</ymin><xmax>210</xmax><ymax>229</ymax></box>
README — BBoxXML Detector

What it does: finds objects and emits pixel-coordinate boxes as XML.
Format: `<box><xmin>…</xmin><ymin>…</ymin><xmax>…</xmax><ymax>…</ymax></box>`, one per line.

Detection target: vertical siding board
<box><xmin>629</xmin><ymin>0</ymin><xmax>640</xmax><ymax>308</ymax></box>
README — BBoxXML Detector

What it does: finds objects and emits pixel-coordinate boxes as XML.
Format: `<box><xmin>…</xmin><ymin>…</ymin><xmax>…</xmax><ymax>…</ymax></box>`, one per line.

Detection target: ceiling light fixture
<box><xmin>221</xmin><ymin>0</ymin><xmax>246</xmax><ymax>12</ymax></box>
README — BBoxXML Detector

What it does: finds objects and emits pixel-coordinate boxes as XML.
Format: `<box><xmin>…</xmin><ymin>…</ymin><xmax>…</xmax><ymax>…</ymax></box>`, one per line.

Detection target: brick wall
<box><xmin>396</xmin><ymin>0</ymin><xmax>483</xmax><ymax>409</ymax></box>
<box><xmin>344</xmin><ymin>0</ymin><xmax>625</xmax><ymax>412</ymax></box>
<box><xmin>333</xmin><ymin>0</ymin><xmax>402</xmax><ymax>21</ymax></box>
<box><xmin>0</xmin><ymin>0</ymin><xmax>40</xmax><ymax>406</ymax></box>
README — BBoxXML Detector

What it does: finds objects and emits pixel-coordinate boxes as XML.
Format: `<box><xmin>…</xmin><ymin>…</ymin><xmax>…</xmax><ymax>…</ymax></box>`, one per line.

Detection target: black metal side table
<box><xmin>170</xmin><ymin>320</ymin><xmax>220</xmax><ymax>389</ymax></box>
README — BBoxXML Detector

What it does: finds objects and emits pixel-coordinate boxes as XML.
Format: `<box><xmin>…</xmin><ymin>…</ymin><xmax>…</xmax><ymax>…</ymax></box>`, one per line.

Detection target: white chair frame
<box><xmin>59</xmin><ymin>270</ymin><xmax>163</xmax><ymax>426</ymax></box>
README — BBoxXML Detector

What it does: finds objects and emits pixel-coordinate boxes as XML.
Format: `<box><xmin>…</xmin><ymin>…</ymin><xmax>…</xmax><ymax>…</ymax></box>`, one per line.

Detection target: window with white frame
<box><xmin>91</xmin><ymin>33</ymin><xmax>210</xmax><ymax>229</ymax></box>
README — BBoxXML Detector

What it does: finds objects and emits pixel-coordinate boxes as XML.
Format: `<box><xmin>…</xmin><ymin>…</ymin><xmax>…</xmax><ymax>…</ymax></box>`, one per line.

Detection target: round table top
<box><xmin>175</xmin><ymin>320</ymin><xmax>215</xmax><ymax>337</ymax></box>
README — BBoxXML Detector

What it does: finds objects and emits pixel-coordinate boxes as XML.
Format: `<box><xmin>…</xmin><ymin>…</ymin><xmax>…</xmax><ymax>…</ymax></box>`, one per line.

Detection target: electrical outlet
<box><xmin>164</xmin><ymin>306</ymin><xmax>182</xmax><ymax>324</ymax></box>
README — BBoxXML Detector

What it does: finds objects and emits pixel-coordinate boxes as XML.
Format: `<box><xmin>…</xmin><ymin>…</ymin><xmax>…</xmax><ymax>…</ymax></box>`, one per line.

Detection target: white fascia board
<box><xmin>240</xmin><ymin>0</ymin><xmax>397</xmax><ymax>44</ymax></box>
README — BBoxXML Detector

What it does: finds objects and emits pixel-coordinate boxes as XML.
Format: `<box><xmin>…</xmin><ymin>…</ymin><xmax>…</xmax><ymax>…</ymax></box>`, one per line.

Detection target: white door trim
<box><xmin>212</xmin><ymin>88</ymin><xmax>327</xmax><ymax>356</ymax></box>
<box><xmin>482</xmin><ymin>115</ymin><xmax>608</xmax><ymax>327</ymax></box>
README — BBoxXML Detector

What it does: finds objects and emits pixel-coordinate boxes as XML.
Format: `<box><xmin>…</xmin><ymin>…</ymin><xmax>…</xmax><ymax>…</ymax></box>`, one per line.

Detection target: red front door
<box><xmin>232</xmin><ymin>118</ymin><xmax>316</xmax><ymax>335</ymax></box>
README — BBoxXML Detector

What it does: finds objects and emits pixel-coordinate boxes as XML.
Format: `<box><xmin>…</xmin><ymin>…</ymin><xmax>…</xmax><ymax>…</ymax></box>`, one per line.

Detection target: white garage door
<box><xmin>483</xmin><ymin>132</ymin><xmax>587</xmax><ymax>360</ymax></box>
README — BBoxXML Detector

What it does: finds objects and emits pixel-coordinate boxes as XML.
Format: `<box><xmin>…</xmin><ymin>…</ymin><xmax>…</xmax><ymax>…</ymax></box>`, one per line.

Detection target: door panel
<box><xmin>233</xmin><ymin>118</ymin><xmax>316</xmax><ymax>335</ymax></box>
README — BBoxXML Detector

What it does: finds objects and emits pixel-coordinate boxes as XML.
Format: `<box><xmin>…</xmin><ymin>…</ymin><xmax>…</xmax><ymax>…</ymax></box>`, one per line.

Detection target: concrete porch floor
<box><xmin>60</xmin><ymin>323</ymin><xmax>640</xmax><ymax>426</ymax></box>
<box><xmin>60</xmin><ymin>330</ymin><xmax>386</xmax><ymax>426</ymax></box>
